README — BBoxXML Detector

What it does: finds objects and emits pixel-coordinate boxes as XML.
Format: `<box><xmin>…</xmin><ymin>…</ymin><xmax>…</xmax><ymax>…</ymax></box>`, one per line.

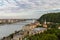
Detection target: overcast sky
<box><xmin>0</xmin><ymin>0</ymin><xmax>60</xmax><ymax>19</ymax></box>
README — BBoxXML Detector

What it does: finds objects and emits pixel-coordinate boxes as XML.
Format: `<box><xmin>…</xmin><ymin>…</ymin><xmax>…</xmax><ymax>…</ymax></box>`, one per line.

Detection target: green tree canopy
<box><xmin>40</xmin><ymin>34</ymin><xmax>58</xmax><ymax>40</ymax></box>
<box><xmin>38</xmin><ymin>12</ymin><xmax>60</xmax><ymax>23</ymax></box>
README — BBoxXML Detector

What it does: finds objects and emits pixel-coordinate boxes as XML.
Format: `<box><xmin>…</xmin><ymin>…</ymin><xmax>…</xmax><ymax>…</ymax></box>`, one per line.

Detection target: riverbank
<box><xmin>0</xmin><ymin>20</ymin><xmax>36</xmax><ymax>40</ymax></box>
<box><xmin>1</xmin><ymin>21</ymin><xmax>47</xmax><ymax>40</ymax></box>
<box><xmin>0</xmin><ymin>19</ymin><xmax>26</xmax><ymax>24</ymax></box>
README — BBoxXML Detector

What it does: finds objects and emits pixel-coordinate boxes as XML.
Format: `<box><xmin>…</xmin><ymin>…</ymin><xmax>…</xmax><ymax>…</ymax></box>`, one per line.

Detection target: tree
<box><xmin>40</xmin><ymin>34</ymin><xmax>58</xmax><ymax>40</ymax></box>
<box><xmin>38</xmin><ymin>12</ymin><xmax>60</xmax><ymax>23</ymax></box>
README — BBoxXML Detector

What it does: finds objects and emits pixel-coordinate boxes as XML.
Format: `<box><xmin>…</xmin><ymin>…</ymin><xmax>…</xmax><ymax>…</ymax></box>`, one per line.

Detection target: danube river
<box><xmin>0</xmin><ymin>20</ymin><xmax>36</xmax><ymax>39</ymax></box>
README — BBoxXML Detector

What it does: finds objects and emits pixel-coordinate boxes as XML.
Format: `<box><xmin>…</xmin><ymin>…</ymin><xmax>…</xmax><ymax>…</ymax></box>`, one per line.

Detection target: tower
<box><xmin>43</xmin><ymin>19</ymin><xmax>47</xmax><ymax>28</ymax></box>
<box><xmin>44</xmin><ymin>19</ymin><xmax>47</xmax><ymax>24</ymax></box>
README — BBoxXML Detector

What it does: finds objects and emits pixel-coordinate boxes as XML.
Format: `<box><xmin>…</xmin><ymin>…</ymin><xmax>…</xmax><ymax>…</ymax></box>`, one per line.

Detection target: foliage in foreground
<box><xmin>24</xmin><ymin>28</ymin><xmax>60</xmax><ymax>40</ymax></box>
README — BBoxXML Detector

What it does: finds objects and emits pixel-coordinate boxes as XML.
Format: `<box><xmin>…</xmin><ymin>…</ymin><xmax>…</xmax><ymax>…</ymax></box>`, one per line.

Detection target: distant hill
<box><xmin>38</xmin><ymin>12</ymin><xmax>60</xmax><ymax>23</ymax></box>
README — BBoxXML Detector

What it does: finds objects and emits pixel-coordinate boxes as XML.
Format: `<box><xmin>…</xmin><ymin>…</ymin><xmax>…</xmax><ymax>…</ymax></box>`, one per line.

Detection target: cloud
<box><xmin>0</xmin><ymin>0</ymin><xmax>60</xmax><ymax>19</ymax></box>
<box><xmin>0</xmin><ymin>0</ymin><xmax>60</xmax><ymax>10</ymax></box>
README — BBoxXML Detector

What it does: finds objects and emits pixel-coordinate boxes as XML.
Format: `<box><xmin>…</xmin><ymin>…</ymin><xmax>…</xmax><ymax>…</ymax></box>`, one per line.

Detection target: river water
<box><xmin>0</xmin><ymin>20</ymin><xmax>36</xmax><ymax>39</ymax></box>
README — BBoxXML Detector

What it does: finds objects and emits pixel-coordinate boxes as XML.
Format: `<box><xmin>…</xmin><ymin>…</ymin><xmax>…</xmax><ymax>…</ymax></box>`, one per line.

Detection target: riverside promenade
<box><xmin>1</xmin><ymin>21</ymin><xmax>47</xmax><ymax>40</ymax></box>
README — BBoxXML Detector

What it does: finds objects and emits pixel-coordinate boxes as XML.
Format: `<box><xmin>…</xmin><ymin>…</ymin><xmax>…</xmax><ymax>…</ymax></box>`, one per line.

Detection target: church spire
<box><xmin>44</xmin><ymin>19</ymin><xmax>47</xmax><ymax>24</ymax></box>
